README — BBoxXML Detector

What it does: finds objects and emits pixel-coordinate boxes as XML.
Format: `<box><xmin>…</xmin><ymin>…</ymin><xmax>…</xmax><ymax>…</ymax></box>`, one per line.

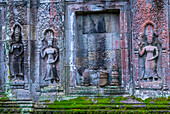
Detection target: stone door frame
<box><xmin>65</xmin><ymin>1</ymin><xmax>131</xmax><ymax>95</ymax></box>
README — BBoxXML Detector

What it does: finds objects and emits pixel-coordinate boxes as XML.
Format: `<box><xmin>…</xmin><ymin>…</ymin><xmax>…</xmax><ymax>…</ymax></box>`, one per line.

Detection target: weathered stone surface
<box><xmin>0</xmin><ymin>0</ymin><xmax>169</xmax><ymax>101</ymax></box>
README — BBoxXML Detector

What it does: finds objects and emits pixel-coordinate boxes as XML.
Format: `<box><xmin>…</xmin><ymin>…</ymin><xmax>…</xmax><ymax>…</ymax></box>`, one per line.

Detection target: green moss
<box><xmin>114</xmin><ymin>96</ymin><xmax>128</xmax><ymax>103</ymax></box>
<box><xmin>135</xmin><ymin>97</ymin><xmax>143</xmax><ymax>102</ymax></box>
<box><xmin>94</xmin><ymin>97</ymin><xmax>111</xmax><ymax>103</ymax></box>
<box><xmin>143</xmin><ymin>97</ymin><xmax>153</xmax><ymax>104</ymax></box>
<box><xmin>46</xmin><ymin>96</ymin><xmax>170</xmax><ymax>113</ymax></box>
<box><xmin>0</xmin><ymin>96</ymin><xmax>9</xmax><ymax>102</ymax></box>
<box><xmin>48</xmin><ymin>97</ymin><xmax>94</xmax><ymax>109</ymax></box>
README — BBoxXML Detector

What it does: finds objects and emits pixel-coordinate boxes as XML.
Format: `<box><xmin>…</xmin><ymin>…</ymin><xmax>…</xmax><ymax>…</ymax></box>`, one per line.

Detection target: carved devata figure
<box><xmin>9</xmin><ymin>24</ymin><xmax>24</xmax><ymax>81</ymax></box>
<box><xmin>138</xmin><ymin>23</ymin><xmax>160</xmax><ymax>81</ymax></box>
<box><xmin>41</xmin><ymin>30</ymin><xmax>59</xmax><ymax>83</ymax></box>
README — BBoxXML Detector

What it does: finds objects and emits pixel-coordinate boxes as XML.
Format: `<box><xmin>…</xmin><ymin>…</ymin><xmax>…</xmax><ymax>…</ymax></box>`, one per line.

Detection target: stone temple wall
<box><xmin>0</xmin><ymin>0</ymin><xmax>169</xmax><ymax>101</ymax></box>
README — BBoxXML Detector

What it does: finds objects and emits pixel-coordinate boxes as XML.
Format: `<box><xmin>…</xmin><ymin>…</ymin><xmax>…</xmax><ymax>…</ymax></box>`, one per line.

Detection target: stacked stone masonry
<box><xmin>0</xmin><ymin>0</ymin><xmax>169</xmax><ymax>101</ymax></box>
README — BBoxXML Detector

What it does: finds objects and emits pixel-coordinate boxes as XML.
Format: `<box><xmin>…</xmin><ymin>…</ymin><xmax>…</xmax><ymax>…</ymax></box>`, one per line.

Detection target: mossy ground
<box><xmin>46</xmin><ymin>96</ymin><xmax>170</xmax><ymax>113</ymax></box>
<box><xmin>0</xmin><ymin>94</ymin><xmax>169</xmax><ymax>113</ymax></box>
<box><xmin>0</xmin><ymin>94</ymin><xmax>9</xmax><ymax>102</ymax></box>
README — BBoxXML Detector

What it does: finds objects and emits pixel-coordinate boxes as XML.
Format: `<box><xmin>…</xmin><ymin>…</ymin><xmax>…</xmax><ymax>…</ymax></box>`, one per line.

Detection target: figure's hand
<box><xmin>148</xmin><ymin>57</ymin><xmax>156</xmax><ymax>61</ymax></box>
<box><xmin>52</xmin><ymin>60</ymin><xmax>56</xmax><ymax>63</ymax></box>
<box><xmin>136</xmin><ymin>42</ymin><xmax>145</xmax><ymax>51</ymax></box>
<box><xmin>139</xmin><ymin>42</ymin><xmax>145</xmax><ymax>47</ymax></box>
<box><xmin>48</xmin><ymin>59</ymin><xmax>56</xmax><ymax>63</ymax></box>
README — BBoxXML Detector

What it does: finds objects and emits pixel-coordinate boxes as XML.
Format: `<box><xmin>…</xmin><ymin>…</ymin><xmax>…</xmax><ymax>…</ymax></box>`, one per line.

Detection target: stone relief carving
<box><xmin>133</xmin><ymin>0</ymin><xmax>168</xmax><ymax>49</ymax></box>
<box><xmin>133</xmin><ymin>0</ymin><xmax>169</xmax><ymax>89</ymax></box>
<box><xmin>138</xmin><ymin>23</ymin><xmax>160</xmax><ymax>81</ymax></box>
<box><xmin>8</xmin><ymin>0</ymin><xmax>27</xmax><ymax>25</ymax></box>
<box><xmin>9</xmin><ymin>24</ymin><xmax>24</xmax><ymax>81</ymax></box>
<box><xmin>37</xmin><ymin>1</ymin><xmax>64</xmax><ymax>91</ymax></box>
<box><xmin>35</xmin><ymin>1</ymin><xmax>65</xmax><ymax>95</ymax></box>
<box><xmin>41</xmin><ymin>30</ymin><xmax>59</xmax><ymax>83</ymax></box>
<box><xmin>37</xmin><ymin>2</ymin><xmax>64</xmax><ymax>41</ymax></box>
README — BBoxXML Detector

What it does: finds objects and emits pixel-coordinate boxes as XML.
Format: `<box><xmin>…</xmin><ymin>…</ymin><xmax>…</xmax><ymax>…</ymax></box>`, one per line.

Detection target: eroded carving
<box><xmin>138</xmin><ymin>24</ymin><xmax>160</xmax><ymax>81</ymax></box>
<box><xmin>41</xmin><ymin>30</ymin><xmax>59</xmax><ymax>83</ymax></box>
<box><xmin>9</xmin><ymin>24</ymin><xmax>24</xmax><ymax>81</ymax></box>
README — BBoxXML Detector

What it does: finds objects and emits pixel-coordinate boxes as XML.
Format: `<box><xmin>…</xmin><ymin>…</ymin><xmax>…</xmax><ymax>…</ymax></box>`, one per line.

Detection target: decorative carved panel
<box><xmin>37</xmin><ymin>0</ymin><xmax>64</xmax><ymax>92</ymax></box>
<box><xmin>133</xmin><ymin>0</ymin><xmax>169</xmax><ymax>90</ymax></box>
<box><xmin>9</xmin><ymin>23</ymin><xmax>24</xmax><ymax>83</ymax></box>
<box><xmin>40</xmin><ymin>29</ymin><xmax>59</xmax><ymax>84</ymax></box>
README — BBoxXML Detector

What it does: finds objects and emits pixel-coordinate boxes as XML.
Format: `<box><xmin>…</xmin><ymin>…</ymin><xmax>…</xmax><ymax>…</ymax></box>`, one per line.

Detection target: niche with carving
<box><xmin>40</xmin><ymin>29</ymin><xmax>60</xmax><ymax>86</ymax></box>
<box><xmin>137</xmin><ymin>22</ymin><xmax>162</xmax><ymax>89</ymax></box>
<box><xmin>75</xmin><ymin>11</ymin><xmax>121</xmax><ymax>87</ymax></box>
<box><xmin>9</xmin><ymin>23</ymin><xmax>24</xmax><ymax>82</ymax></box>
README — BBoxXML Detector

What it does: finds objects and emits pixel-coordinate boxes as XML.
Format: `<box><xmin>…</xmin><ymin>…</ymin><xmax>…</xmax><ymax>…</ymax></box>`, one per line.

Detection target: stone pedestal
<box><xmin>11</xmin><ymin>89</ymin><xmax>31</xmax><ymax>100</ymax></box>
<box><xmin>40</xmin><ymin>83</ymin><xmax>64</xmax><ymax>101</ymax></box>
<box><xmin>140</xmin><ymin>81</ymin><xmax>162</xmax><ymax>89</ymax></box>
<box><xmin>110</xmin><ymin>64</ymin><xmax>119</xmax><ymax>86</ymax></box>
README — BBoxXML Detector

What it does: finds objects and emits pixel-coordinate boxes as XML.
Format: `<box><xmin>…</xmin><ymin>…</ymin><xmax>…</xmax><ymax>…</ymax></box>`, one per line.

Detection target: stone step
<box><xmin>37</xmin><ymin>104</ymin><xmax>170</xmax><ymax>109</ymax></box>
<box><xmin>33</xmin><ymin>109</ymin><xmax>170</xmax><ymax>113</ymax></box>
<box><xmin>68</xmin><ymin>93</ymin><xmax>129</xmax><ymax>96</ymax></box>
<box><xmin>69</xmin><ymin>86</ymin><xmax>128</xmax><ymax>95</ymax></box>
<box><xmin>0</xmin><ymin>104</ymin><xmax>33</xmax><ymax>108</ymax></box>
<box><xmin>35</xmin><ymin>101</ymin><xmax>170</xmax><ymax>105</ymax></box>
<box><xmin>69</xmin><ymin>90</ymin><xmax>127</xmax><ymax>93</ymax></box>
<box><xmin>0</xmin><ymin>97</ymin><xmax>170</xmax><ymax>113</ymax></box>
<box><xmin>0</xmin><ymin>102</ymin><xmax>169</xmax><ymax>113</ymax></box>
<box><xmin>0</xmin><ymin>108</ymin><xmax>34</xmax><ymax>113</ymax></box>
<box><xmin>70</xmin><ymin>86</ymin><xmax>124</xmax><ymax>90</ymax></box>
<box><xmin>0</xmin><ymin>101</ymin><xmax>34</xmax><ymax>104</ymax></box>
<box><xmin>70</xmin><ymin>88</ymin><xmax>125</xmax><ymax>91</ymax></box>
<box><xmin>34</xmin><ymin>101</ymin><xmax>170</xmax><ymax>110</ymax></box>
<box><xmin>0</xmin><ymin>100</ymin><xmax>34</xmax><ymax>109</ymax></box>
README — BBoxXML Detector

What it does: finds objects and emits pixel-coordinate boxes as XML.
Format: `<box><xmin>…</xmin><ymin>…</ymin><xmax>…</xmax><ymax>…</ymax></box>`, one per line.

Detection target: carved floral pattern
<box><xmin>7</xmin><ymin>0</ymin><xmax>27</xmax><ymax>26</ymax></box>
<box><xmin>37</xmin><ymin>2</ymin><xmax>64</xmax><ymax>41</ymax></box>
<box><xmin>133</xmin><ymin>0</ymin><xmax>168</xmax><ymax>49</ymax></box>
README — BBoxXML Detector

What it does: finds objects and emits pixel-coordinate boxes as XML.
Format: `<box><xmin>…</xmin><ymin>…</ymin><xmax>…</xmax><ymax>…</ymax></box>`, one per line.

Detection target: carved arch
<box><xmin>41</xmin><ymin>28</ymin><xmax>56</xmax><ymax>41</ymax></box>
<box><xmin>11</xmin><ymin>22</ymin><xmax>25</xmax><ymax>40</ymax></box>
<box><xmin>140</xmin><ymin>21</ymin><xmax>158</xmax><ymax>39</ymax></box>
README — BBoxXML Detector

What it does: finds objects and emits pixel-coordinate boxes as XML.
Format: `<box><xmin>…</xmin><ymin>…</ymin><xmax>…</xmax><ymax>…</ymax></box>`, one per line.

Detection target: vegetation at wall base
<box><xmin>0</xmin><ymin>95</ymin><xmax>170</xmax><ymax>113</ymax></box>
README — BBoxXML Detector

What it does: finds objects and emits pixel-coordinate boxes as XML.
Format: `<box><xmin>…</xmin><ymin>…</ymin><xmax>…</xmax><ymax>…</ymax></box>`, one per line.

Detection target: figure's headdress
<box><xmin>14</xmin><ymin>26</ymin><xmax>21</xmax><ymax>35</ymax></box>
<box><xmin>141</xmin><ymin>21</ymin><xmax>157</xmax><ymax>37</ymax></box>
<box><xmin>46</xmin><ymin>30</ymin><xmax>54</xmax><ymax>41</ymax></box>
